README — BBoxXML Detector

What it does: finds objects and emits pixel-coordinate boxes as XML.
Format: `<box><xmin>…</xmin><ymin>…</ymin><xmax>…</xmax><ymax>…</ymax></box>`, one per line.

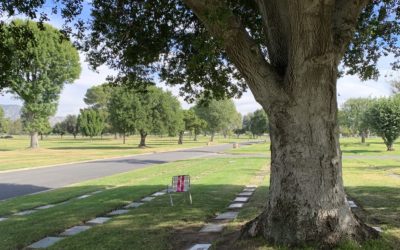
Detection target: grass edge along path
<box><xmin>0</xmin><ymin>157</ymin><xmax>267</xmax><ymax>249</ymax></box>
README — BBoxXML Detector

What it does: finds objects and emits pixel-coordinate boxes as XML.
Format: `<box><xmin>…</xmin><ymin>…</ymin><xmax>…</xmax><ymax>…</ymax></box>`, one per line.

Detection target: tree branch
<box><xmin>182</xmin><ymin>0</ymin><xmax>287</xmax><ymax>107</ymax></box>
<box><xmin>256</xmin><ymin>0</ymin><xmax>289</xmax><ymax>75</ymax></box>
<box><xmin>333</xmin><ymin>0</ymin><xmax>370</xmax><ymax>56</ymax></box>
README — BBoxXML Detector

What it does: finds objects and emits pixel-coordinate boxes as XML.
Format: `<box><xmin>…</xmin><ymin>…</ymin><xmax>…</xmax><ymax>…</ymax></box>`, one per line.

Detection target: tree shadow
<box><xmin>0</xmin><ymin>183</ymin><xmax>49</xmax><ymax>201</ymax></box>
<box><xmin>342</xmin><ymin>149</ymin><xmax>383</xmax><ymax>154</ymax></box>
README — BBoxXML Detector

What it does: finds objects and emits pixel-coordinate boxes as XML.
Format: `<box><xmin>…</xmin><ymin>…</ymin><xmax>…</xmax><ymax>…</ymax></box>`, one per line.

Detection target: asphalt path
<box><xmin>0</xmin><ymin>142</ymin><xmax>259</xmax><ymax>201</ymax></box>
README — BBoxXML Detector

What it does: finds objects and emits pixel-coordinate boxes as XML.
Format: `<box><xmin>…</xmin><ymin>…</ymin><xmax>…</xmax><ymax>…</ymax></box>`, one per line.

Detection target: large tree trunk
<box><xmin>30</xmin><ymin>132</ymin><xmax>39</xmax><ymax>148</ymax></box>
<box><xmin>193</xmin><ymin>133</ymin><xmax>198</xmax><ymax>141</ymax></box>
<box><xmin>139</xmin><ymin>131</ymin><xmax>147</xmax><ymax>147</ymax></box>
<box><xmin>177</xmin><ymin>0</ymin><xmax>377</xmax><ymax>247</ymax></box>
<box><xmin>241</xmin><ymin>65</ymin><xmax>377</xmax><ymax>247</ymax></box>
<box><xmin>123</xmin><ymin>133</ymin><xmax>126</xmax><ymax>144</ymax></box>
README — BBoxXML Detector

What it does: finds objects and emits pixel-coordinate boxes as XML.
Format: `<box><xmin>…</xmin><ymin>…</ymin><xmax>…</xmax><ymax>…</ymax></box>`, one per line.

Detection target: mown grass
<box><xmin>1</xmin><ymin>138</ymin><xmax>399</xmax><ymax>249</ymax></box>
<box><xmin>0</xmin><ymin>157</ymin><xmax>267</xmax><ymax>249</ymax></box>
<box><xmin>0</xmin><ymin>134</ymin><xmax>257</xmax><ymax>171</ymax></box>
<box><xmin>228</xmin><ymin>137</ymin><xmax>400</xmax><ymax>156</ymax></box>
<box><xmin>219</xmin><ymin>144</ymin><xmax>400</xmax><ymax>249</ymax></box>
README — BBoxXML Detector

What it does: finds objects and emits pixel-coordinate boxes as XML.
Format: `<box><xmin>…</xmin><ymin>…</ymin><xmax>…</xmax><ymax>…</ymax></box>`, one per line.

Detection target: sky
<box><xmin>0</xmin><ymin>3</ymin><xmax>397</xmax><ymax>117</ymax></box>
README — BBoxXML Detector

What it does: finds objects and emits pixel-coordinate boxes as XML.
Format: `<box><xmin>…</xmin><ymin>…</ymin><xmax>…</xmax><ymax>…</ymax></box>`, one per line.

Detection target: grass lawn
<box><xmin>0</xmin><ymin>134</ymin><xmax>257</xmax><ymax>171</ymax></box>
<box><xmin>228</xmin><ymin>137</ymin><xmax>400</xmax><ymax>157</ymax></box>
<box><xmin>0</xmin><ymin>138</ymin><xmax>399</xmax><ymax>249</ymax></box>
<box><xmin>0</xmin><ymin>157</ymin><xmax>267</xmax><ymax>249</ymax></box>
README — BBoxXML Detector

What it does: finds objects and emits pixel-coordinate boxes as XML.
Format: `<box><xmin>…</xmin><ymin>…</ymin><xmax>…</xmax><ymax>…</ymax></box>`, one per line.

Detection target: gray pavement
<box><xmin>0</xmin><ymin>142</ymin><xmax>259</xmax><ymax>201</ymax></box>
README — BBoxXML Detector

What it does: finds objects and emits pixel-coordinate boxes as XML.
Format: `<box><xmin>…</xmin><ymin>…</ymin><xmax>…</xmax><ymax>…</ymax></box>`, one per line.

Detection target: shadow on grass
<box><xmin>1</xmin><ymin>182</ymin><xmax>398</xmax><ymax>250</ymax></box>
<box><xmin>342</xmin><ymin>149</ymin><xmax>383</xmax><ymax>154</ymax></box>
<box><xmin>0</xmin><ymin>183</ymin><xmax>49</xmax><ymax>201</ymax></box>
<box><xmin>48</xmin><ymin>146</ymin><xmax>135</xmax><ymax>150</ymax></box>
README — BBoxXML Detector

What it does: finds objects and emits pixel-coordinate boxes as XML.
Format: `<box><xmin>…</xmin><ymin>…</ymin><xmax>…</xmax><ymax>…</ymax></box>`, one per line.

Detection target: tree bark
<box><xmin>386</xmin><ymin>143</ymin><xmax>394</xmax><ymax>151</ymax></box>
<box><xmin>182</xmin><ymin>0</ymin><xmax>376</xmax><ymax>247</ymax></box>
<box><xmin>193</xmin><ymin>133</ymin><xmax>198</xmax><ymax>141</ymax></box>
<box><xmin>30</xmin><ymin>132</ymin><xmax>39</xmax><ymax>148</ymax></box>
<box><xmin>139</xmin><ymin>131</ymin><xmax>147</xmax><ymax>147</ymax></box>
<box><xmin>123</xmin><ymin>133</ymin><xmax>126</xmax><ymax>144</ymax></box>
<box><xmin>240</xmin><ymin>62</ymin><xmax>377</xmax><ymax>247</ymax></box>
<box><xmin>178</xmin><ymin>131</ymin><xmax>183</xmax><ymax>144</ymax></box>
<box><xmin>210</xmin><ymin>132</ymin><xmax>215</xmax><ymax>142</ymax></box>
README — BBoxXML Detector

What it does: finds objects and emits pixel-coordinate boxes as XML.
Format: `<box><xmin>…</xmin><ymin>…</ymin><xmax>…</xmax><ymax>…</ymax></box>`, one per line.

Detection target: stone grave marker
<box><xmin>189</xmin><ymin>243</ymin><xmax>212</xmax><ymax>250</ymax></box>
<box><xmin>87</xmin><ymin>217</ymin><xmax>111</xmax><ymax>225</ymax></box>
<box><xmin>124</xmin><ymin>202</ymin><xmax>144</xmax><ymax>209</ymax></box>
<box><xmin>60</xmin><ymin>226</ymin><xmax>91</xmax><ymax>236</ymax></box>
<box><xmin>28</xmin><ymin>237</ymin><xmax>64</xmax><ymax>249</ymax></box>
<box><xmin>200</xmin><ymin>223</ymin><xmax>224</xmax><ymax>233</ymax></box>
<box><xmin>215</xmin><ymin>212</ymin><xmax>238</xmax><ymax>220</ymax></box>
<box><xmin>108</xmin><ymin>209</ymin><xmax>129</xmax><ymax>216</ymax></box>
<box><xmin>233</xmin><ymin>197</ymin><xmax>249</xmax><ymax>203</ymax></box>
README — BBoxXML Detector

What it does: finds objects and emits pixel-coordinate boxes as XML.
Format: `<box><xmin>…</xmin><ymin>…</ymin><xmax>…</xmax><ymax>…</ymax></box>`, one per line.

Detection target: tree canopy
<box><xmin>194</xmin><ymin>98</ymin><xmax>241</xmax><ymax>141</ymax></box>
<box><xmin>249</xmin><ymin>109</ymin><xmax>269</xmax><ymax>137</ymax></box>
<box><xmin>108</xmin><ymin>85</ymin><xmax>183</xmax><ymax>146</ymax></box>
<box><xmin>78</xmin><ymin>108</ymin><xmax>105</xmax><ymax>138</ymax></box>
<box><xmin>365</xmin><ymin>95</ymin><xmax>400</xmax><ymax>151</ymax></box>
<box><xmin>340</xmin><ymin>98</ymin><xmax>373</xmax><ymax>143</ymax></box>
<box><xmin>4</xmin><ymin>20</ymin><xmax>80</xmax><ymax>148</ymax></box>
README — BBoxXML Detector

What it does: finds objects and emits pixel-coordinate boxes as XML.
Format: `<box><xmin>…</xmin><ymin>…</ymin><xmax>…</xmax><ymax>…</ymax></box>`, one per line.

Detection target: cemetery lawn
<box><xmin>228</xmin><ymin>137</ymin><xmax>400</xmax><ymax>156</ymax></box>
<box><xmin>0</xmin><ymin>139</ymin><xmax>399</xmax><ymax>249</ymax></box>
<box><xmin>0</xmin><ymin>157</ymin><xmax>268</xmax><ymax>249</ymax></box>
<box><xmin>0</xmin><ymin>135</ymin><xmax>256</xmax><ymax>172</ymax></box>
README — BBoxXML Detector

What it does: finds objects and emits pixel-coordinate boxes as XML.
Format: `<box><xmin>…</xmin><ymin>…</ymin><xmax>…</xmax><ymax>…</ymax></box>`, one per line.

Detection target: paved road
<box><xmin>0</xmin><ymin>142</ymin><xmax>259</xmax><ymax>201</ymax></box>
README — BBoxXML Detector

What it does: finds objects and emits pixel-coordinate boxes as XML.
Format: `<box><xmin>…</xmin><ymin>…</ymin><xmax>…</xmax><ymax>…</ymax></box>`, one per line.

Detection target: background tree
<box><xmin>52</xmin><ymin>122</ymin><xmax>66</xmax><ymax>138</ymax></box>
<box><xmin>194</xmin><ymin>99</ymin><xmax>240</xmax><ymax>142</ymax></box>
<box><xmin>7</xmin><ymin>119</ymin><xmax>23</xmax><ymax>135</ymax></box>
<box><xmin>63</xmin><ymin>115</ymin><xmax>79</xmax><ymax>138</ymax></box>
<box><xmin>184</xmin><ymin>108</ymin><xmax>207</xmax><ymax>141</ymax></box>
<box><xmin>108</xmin><ymin>85</ymin><xmax>182</xmax><ymax>147</ymax></box>
<box><xmin>249</xmin><ymin>109</ymin><xmax>269</xmax><ymax>138</ymax></box>
<box><xmin>5</xmin><ymin>20</ymin><xmax>80</xmax><ymax>148</ymax></box>
<box><xmin>78</xmin><ymin>109</ymin><xmax>105</xmax><ymax>139</ymax></box>
<box><xmin>365</xmin><ymin>96</ymin><xmax>400</xmax><ymax>151</ymax></box>
<box><xmin>4</xmin><ymin>0</ymin><xmax>400</xmax><ymax>246</ymax></box>
<box><xmin>108</xmin><ymin>87</ymin><xmax>139</xmax><ymax>144</ymax></box>
<box><xmin>340</xmin><ymin>98</ymin><xmax>373</xmax><ymax>143</ymax></box>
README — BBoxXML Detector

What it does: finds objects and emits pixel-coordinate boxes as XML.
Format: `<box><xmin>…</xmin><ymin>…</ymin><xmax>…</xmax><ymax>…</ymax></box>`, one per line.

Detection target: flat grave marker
<box><xmin>151</xmin><ymin>191</ymin><xmax>166</xmax><ymax>197</ymax></box>
<box><xmin>238</xmin><ymin>192</ymin><xmax>253</xmax><ymax>196</ymax></box>
<box><xmin>228</xmin><ymin>203</ymin><xmax>244</xmax><ymax>209</ymax></box>
<box><xmin>215</xmin><ymin>212</ymin><xmax>238</xmax><ymax>220</ymax></box>
<box><xmin>0</xmin><ymin>217</ymin><xmax>8</xmax><ymax>222</ymax></box>
<box><xmin>243</xmin><ymin>188</ymin><xmax>256</xmax><ymax>192</ymax></box>
<box><xmin>77</xmin><ymin>194</ymin><xmax>91</xmax><ymax>199</ymax></box>
<box><xmin>233</xmin><ymin>197</ymin><xmax>249</xmax><ymax>203</ymax></box>
<box><xmin>28</xmin><ymin>237</ymin><xmax>64</xmax><ymax>249</ymax></box>
<box><xmin>141</xmin><ymin>196</ymin><xmax>155</xmax><ymax>202</ymax></box>
<box><xmin>189</xmin><ymin>243</ymin><xmax>212</xmax><ymax>250</ymax></box>
<box><xmin>200</xmin><ymin>223</ymin><xmax>224</xmax><ymax>233</ymax></box>
<box><xmin>108</xmin><ymin>209</ymin><xmax>130</xmax><ymax>216</ymax></box>
<box><xmin>60</xmin><ymin>226</ymin><xmax>91</xmax><ymax>236</ymax></box>
<box><xmin>36</xmin><ymin>204</ymin><xmax>55</xmax><ymax>210</ymax></box>
<box><xmin>87</xmin><ymin>217</ymin><xmax>111</xmax><ymax>225</ymax></box>
<box><xmin>15</xmin><ymin>210</ymin><xmax>36</xmax><ymax>216</ymax></box>
<box><xmin>124</xmin><ymin>202</ymin><xmax>144</xmax><ymax>209</ymax></box>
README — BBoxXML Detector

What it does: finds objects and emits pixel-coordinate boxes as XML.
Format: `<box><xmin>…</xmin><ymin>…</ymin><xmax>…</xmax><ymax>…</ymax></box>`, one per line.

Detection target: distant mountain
<box><xmin>0</xmin><ymin>104</ymin><xmax>65</xmax><ymax>125</ymax></box>
<box><xmin>0</xmin><ymin>104</ymin><xmax>21</xmax><ymax>121</ymax></box>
